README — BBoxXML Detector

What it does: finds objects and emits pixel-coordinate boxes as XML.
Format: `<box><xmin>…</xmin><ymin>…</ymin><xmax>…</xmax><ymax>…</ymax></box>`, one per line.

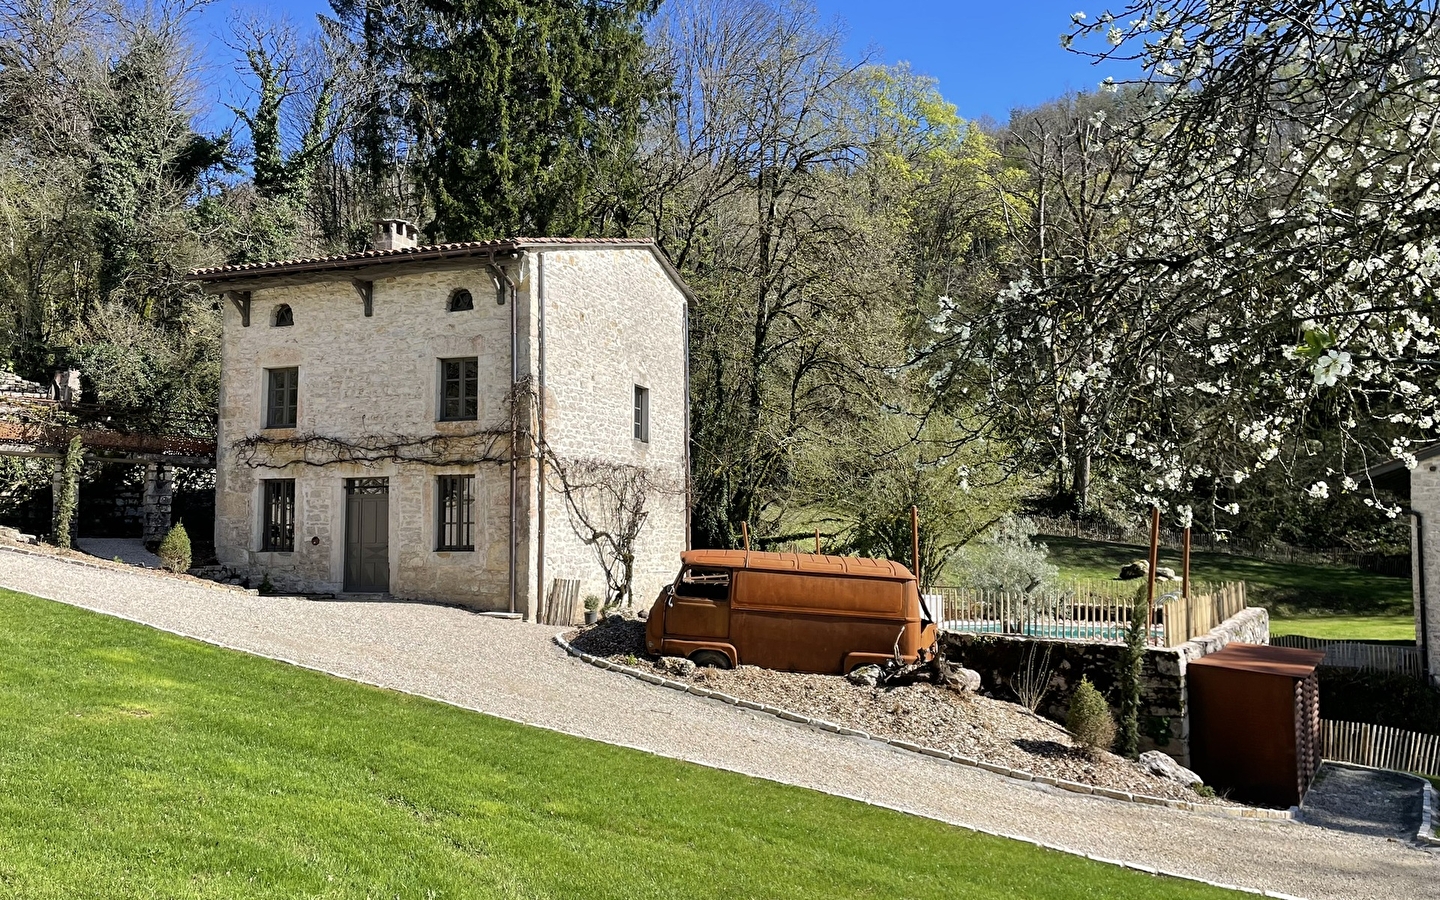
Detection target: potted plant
<box><xmin>583</xmin><ymin>594</ymin><xmax>602</xmax><ymax>625</ymax></box>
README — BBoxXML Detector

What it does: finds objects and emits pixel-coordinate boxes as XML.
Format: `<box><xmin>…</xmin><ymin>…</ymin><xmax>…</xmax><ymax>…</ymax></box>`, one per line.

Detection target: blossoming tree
<box><xmin>933</xmin><ymin>1</ymin><xmax>1440</xmax><ymax>523</ymax></box>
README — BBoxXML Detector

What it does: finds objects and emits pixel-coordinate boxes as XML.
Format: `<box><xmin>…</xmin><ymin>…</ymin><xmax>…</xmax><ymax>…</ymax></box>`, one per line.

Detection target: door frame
<box><xmin>343</xmin><ymin>477</ymin><xmax>390</xmax><ymax>593</ymax></box>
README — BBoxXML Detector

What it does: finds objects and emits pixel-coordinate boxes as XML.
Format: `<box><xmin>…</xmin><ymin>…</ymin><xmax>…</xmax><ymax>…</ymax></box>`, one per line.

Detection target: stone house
<box><xmin>188</xmin><ymin>223</ymin><xmax>692</xmax><ymax>619</ymax></box>
<box><xmin>1366</xmin><ymin>447</ymin><xmax>1440</xmax><ymax>683</ymax></box>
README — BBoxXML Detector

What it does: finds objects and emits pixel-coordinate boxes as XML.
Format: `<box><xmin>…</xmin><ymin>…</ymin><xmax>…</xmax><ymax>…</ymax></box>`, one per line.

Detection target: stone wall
<box><xmin>528</xmin><ymin>249</ymin><xmax>689</xmax><ymax>615</ymax></box>
<box><xmin>212</xmin><ymin>247</ymin><xmax>689</xmax><ymax>616</ymax></box>
<box><xmin>942</xmin><ymin>606</ymin><xmax>1270</xmax><ymax>765</ymax></box>
<box><xmin>1407</xmin><ymin>461</ymin><xmax>1440</xmax><ymax>682</ymax></box>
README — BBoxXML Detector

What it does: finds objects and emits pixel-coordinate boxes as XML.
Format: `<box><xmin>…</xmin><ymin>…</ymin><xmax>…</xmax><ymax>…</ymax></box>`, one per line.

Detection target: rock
<box><xmin>658</xmin><ymin>656</ymin><xmax>697</xmax><ymax>677</ymax></box>
<box><xmin>951</xmin><ymin>667</ymin><xmax>983</xmax><ymax>693</ymax></box>
<box><xmin>1118</xmin><ymin>560</ymin><xmax>1149</xmax><ymax>580</ymax></box>
<box><xmin>1139</xmin><ymin>750</ymin><xmax>1203</xmax><ymax>787</ymax></box>
<box><xmin>847</xmin><ymin>664</ymin><xmax>881</xmax><ymax>687</ymax></box>
<box><xmin>602</xmin><ymin>611</ymin><xmax>629</xmax><ymax>626</ymax></box>
<box><xmin>1154</xmin><ymin>566</ymin><xmax>1177</xmax><ymax>580</ymax></box>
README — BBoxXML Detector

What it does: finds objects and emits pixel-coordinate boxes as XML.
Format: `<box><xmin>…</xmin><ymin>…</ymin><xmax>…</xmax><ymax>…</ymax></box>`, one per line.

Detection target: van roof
<box><xmin>680</xmin><ymin>549</ymin><xmax>915</xmax><ymax>581</ymax></box>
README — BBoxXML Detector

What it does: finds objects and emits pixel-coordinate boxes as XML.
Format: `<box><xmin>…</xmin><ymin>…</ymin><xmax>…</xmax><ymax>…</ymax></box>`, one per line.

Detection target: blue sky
<box><xmin>192</xmin><ymin>1</ymin><xmax>1123</xmax><ymax>130</ymax></box>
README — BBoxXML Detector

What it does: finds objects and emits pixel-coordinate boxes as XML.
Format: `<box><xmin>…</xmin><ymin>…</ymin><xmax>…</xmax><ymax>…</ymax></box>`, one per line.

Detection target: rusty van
<box><xmin>644</xmin><ymin>549</ymin><xmax>938</xmax><ymax>674</ymax></box>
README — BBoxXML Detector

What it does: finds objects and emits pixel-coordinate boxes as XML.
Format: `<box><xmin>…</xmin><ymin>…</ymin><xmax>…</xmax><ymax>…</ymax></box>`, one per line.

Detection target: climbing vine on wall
<box><xmin>545</xmin><ymin>451</ymin><xmax>682</xmax><ymax>609</ymax></box>
<box><xmin>52</xmin><ymin>436</ymin><xmax>83</xmax><ymax>549</ymax></box>
<box><xmin>232</xmin><ymin>429</ymin><xmax>516</xmax><ymax>470</ymax></box>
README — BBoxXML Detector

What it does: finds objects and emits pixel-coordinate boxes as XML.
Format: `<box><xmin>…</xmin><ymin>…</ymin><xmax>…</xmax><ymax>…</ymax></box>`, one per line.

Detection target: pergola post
<box><xmin>141</xmin><ymin>462</ymin><xmax>174</xmax><ymax>544</ymax></box>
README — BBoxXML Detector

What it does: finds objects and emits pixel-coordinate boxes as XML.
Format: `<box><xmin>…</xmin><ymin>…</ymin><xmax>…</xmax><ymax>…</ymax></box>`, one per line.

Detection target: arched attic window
<box><xmin>448</xmin><ymin>288</ymin><xmax>474</xmax><ymax>312</ymax></box>
<box><xmin>273</xmin><ymin>304</ymin><xmax>294</xmax><ymax>327</ymax></box>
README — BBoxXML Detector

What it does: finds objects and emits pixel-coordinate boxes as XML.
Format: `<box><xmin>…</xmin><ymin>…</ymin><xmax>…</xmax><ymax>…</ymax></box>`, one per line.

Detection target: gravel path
<box><xmin>570</xmin><ymin>619</ymin><xmax>1214</xmax><ymax>803</ymax></box>
<box><xmin>0</xmin><ymin>547</ymin><xmax>1431</xmax><ymax>900</ymax></box>
<box><xmin>1301</xmin><ymin>763</ymin><xmax>1425</xmax><ymax>840</ymax></box>
<box><xmin>77</xmin><ymin>537</ymin><xmax>162</xmax><ymax>568</ymax></box>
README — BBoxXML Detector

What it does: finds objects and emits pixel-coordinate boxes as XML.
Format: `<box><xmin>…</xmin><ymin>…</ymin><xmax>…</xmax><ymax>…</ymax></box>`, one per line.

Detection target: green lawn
<box><xmin>1039</xmin><ymin>535</ymin><xmax>1416</xmax><ymax>642</ymax></box>
<box><xmin>0</xmin><ymin>589</ymin><xmax>1241</xmax><ymax>900</ymax></box>
<box><xmin>1268</xmin><ymin>615</ymin><xmax>1416</xmax><ymax>640</ymax></box>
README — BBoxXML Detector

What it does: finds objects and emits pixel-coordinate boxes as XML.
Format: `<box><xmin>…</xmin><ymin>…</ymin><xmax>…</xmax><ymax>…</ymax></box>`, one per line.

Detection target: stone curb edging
<box><xmin>552</xmin><ymin>634</ymin><xmax>1292</xmax><ymax>822</ymax></box>
<box><xmin>553</xmin><ymin>632</ymin><xmax>1304</xmax><ymax>900</ymax></box>
<box><xmin>1418</xmin><ymin>779</ymin><xmax>1437</xmax><ymax>846</ymax></box>
<box><xmin>0</xmin><ymin>542</ymin><xmax>261</xmax><ymax>597</ymax></box>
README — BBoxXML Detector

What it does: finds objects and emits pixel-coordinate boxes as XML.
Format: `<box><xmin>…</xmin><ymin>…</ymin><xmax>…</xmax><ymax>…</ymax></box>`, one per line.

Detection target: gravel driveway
<box><xmin>1</xmin><ymin>548</ymin><xmax>1431</xmax><ymax>900</ymax></box>
<box><xmin>1301</xmin><ymin>762</ymin><xmax>1425</xmax><ymax>840</ymax></box>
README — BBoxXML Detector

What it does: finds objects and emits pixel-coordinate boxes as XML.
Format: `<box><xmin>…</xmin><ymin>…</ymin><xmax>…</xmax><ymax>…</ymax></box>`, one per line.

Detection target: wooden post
<box><xmin>1145</xmin><ymin>506</ymin><xmax>1161</xmax><ymax>644</ymax></box>
<box><xmin>1182</xmin><ymin>525</ymin><xmax>1192</xmax><ymax>599</ymax></box>
<box><xmin>741</xmin><ymin>520</ymin><xmax>750</xmax><ymax>552</ymax></box>
<box><xmin>815</xmin><ymin>528</ymin><xmax>821</xmax><ymax>554</ymax></box>
<box><xmin>911</xmin><ymin>505</ymin><xmax>921</xmax><ymax>584</ymax></box>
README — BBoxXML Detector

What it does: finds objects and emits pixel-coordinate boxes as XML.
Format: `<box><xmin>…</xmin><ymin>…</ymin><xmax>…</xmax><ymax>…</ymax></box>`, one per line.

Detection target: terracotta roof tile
<box><xmin>187</xmin><ymin>237</ymin><xmax>660</xmax><ymax>280</ymax></box>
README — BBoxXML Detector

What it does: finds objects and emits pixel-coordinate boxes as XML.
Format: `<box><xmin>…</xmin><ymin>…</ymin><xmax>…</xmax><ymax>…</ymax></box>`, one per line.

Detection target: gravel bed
<box><xmin>569</xmin><ymin>619</ymin><xmax>1212</xmax><ymax>803</ymax></box>
<box><xmin>2</xmin><ymin>549</ymin><xmax>1434</xmax><ymax>900</ymax></box>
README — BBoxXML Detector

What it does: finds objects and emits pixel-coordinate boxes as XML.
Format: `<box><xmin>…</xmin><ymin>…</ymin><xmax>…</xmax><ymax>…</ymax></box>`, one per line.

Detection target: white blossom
<box><xmin>1311</xmin><ymin>349</ymin><xmax>1352</xmax><ymax>386</ymax></box>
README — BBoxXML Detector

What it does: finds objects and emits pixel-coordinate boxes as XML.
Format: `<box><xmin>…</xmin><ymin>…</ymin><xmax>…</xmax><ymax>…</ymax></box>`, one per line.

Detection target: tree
<box><xmin>816</xmin><ymin>412</ymin><xmax>1026</xmax><ymax>588</ymax></box>
<box><xmin>330</xmin><ymin>0</ymin><xmax>662</xmax><ymax>240</ymax></box>
<box><xmin>643</xmin><ymin>0</ymin><xmax>900</xmax><ymax>547</ymax></box>
<box><xmin>1010</xmin><ymin>1</ymin><xmax>1440</xmax><ymax>518</ymax></box>
<box><xmin>209</xmin><ymin>17</ymin><xmax>342</xmax><ymax>264</ymax></box>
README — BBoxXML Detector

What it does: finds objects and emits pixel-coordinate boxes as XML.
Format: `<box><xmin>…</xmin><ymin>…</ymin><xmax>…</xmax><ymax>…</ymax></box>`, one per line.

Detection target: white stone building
<box><xmin>189</xmin><ymin>224</ymin><xmax>692</xmax><ymax>620</ymax></box>
<box><xmin>1365</xmin><ymin>448</ymin><xmax>1440</xmax><ymax>682</ymax></box>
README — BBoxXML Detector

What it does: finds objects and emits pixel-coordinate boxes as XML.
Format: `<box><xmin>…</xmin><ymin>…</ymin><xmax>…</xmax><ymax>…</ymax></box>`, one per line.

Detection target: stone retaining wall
<box><xmin>942</xmin><ymin>607</ymin><xmax>1269</xmax><ymax>765</ymax></box>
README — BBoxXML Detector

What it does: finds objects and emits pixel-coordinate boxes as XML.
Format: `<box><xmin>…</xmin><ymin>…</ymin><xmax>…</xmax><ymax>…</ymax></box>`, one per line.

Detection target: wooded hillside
<box><xmin>2</xmin><ymin>0</ymin><xmax>1431</xmax><ymax>565</ymax></box>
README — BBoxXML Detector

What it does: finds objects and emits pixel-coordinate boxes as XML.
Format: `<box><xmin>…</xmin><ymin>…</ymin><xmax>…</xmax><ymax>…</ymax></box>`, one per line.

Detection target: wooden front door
<box><xmin>344</xmin><ymin>478</ymin><xmax>389</xmax><ymax>593</ymax></box>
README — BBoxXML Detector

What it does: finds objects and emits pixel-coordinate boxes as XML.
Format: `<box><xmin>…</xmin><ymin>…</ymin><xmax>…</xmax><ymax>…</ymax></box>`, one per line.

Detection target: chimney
<box><xmin>372</xmin><ymin>218</ymin><xmax>419</xmax><ymax>251</ymax></box>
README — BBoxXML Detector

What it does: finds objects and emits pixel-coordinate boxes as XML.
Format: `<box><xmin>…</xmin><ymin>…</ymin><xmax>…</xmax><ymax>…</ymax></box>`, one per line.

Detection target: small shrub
<box><xmin>1067</xmin><ymin>676</ymin><xmax>1116</xmax><ymax>756</ymax></box>
<box><xmin>951</xmin><ymin>516</ymin><xmax>1060</xmax><ymax>596</ymax></box>
<box><xmin>156</xmin><ymin>523</ymin><xmax>191</xmax><ymax>574</ymax></box>
<box><xmin>259</xmin><ymin>572</ymin><xmax>275</xmax><ymax>594</ymax></box>
<box><xmin>583</xmin><ymin>594</ymin><xmax>602</xmax><ymax>611</ymax></box>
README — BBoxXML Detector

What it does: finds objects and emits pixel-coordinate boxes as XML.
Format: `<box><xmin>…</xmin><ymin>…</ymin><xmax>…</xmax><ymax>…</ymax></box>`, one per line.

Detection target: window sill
<box><xmin>263</xmin><ymin>425</ymin><xmax>298</xmax><ymax>432</ymax></box>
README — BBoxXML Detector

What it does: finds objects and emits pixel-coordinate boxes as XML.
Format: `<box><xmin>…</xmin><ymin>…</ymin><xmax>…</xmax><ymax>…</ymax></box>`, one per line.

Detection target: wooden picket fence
<box><xmin>931</xmin><ymin>583</ymin><xmax>1141</xmax><ymax>643</ymax></box>
<box><xmin>540</xmin><ymin>578</ymin><xmax>581</xmax><ymax>626</ymax></box>
<box><xmin>1160</xmin><ymin>583</ymin><xmax>1247</xmax><ymax>649</ymax></box>
<box><xmin>1271</xmin><ymin>634</ymin><xmax>1423</xmax><ymax>678</ymax></box>
<box><xmin>1321</xmin><ymin>719</ymin><xmax>1440</xmax><ymax>777</ymax></box>
<box><xmin>934</xmin><ymin>580</ymin><xmax>1247</xmax><ymax>647</ymax></box>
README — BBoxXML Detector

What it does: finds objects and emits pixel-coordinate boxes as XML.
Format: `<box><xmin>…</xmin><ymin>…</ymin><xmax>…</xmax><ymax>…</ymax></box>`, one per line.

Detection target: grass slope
<box><xmin>0</xmin><ymin>589</ymin><xmax>1241</xmax><ymax>900</ymax></box>
<box><xmin>1039</xmin><ymin>535</ymin><xmax>1415</xmax><ymax>642</ymax></box>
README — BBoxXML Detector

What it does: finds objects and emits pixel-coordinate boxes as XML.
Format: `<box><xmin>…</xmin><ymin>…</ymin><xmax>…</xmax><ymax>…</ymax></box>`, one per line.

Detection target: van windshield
<box><xmin>677</xmin><ymin>566</ymin><xmax>730</xmax><ymax>602</ymax></box>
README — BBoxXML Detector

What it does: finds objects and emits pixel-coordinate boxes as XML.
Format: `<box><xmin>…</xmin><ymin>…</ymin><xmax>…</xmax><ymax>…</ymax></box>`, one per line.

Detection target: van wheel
<box><xmin>690</xmin><ymin>650</ymin><xmax>733</xmax><ymax>670</ymax></box>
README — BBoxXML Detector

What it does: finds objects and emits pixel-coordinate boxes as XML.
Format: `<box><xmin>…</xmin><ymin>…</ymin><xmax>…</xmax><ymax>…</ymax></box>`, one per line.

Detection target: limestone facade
<box><xmin>200</xmin><ymin>239</ymin><xmax>691</xmax><ymax>619</ymax></box>
<box><xmin>1408</xmin><ymin>460</ymin><xmax>1440</xmax><ymax>681</ymax></box>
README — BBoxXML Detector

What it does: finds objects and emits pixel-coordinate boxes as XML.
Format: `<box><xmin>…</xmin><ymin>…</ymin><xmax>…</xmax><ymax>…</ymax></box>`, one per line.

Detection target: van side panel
<box><xmin>730</xmin><ymin>571</ymin><xmax>912</xmax><ymax>673</ymax></box>
<box><xmin>733</xmin><ymin>571</ymin><xmax>905</xmax><ymax>617</ymax></box>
